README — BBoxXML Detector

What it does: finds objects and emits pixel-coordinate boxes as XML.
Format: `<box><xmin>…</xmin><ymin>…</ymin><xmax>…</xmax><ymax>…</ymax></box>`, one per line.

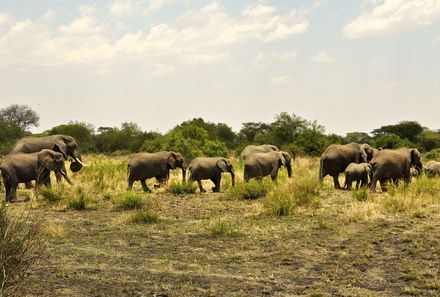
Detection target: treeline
<box><xmin>1</xmin><ymin>105</ymin><xmax>440</xmax><ymax>159</ymax></box>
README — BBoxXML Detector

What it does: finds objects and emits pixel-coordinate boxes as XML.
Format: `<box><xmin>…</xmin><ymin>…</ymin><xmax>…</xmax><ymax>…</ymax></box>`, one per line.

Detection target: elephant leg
<box><xmin>141</xmin><ymin>179</ymin><xmax>151</xmax><ymax>193</ymax></box>
<box><xmin>380</xmin><ymin>178</ymin><xmax>388</xmax><ymax>192</ymax></box>
<box><xmin>4</xmin><ymin>182</ymin><xmax>11</xmax><ymax>202</ymax></box>
<box><xmin>55</xmin><ymin>171</ymin><xmax>62</xmax><ymax>183</ymax></box>
<box><xmin>361</xmin><ymin>177</ymin><xmax>368</xmax><ymax>188</ymax></box>
<box><xmin>370</xmin><ymin>176</ymin><xmax>378</xmax><ymax>192</ymax></box>
<box><xmin>8</xmin><ymin>184</ymin><xmax>18</xmax><ymax>202</ymax></box>
<box><xmin>128</xmin><ymin>179</ymin><xmax>134</xmax><ymax>190</ymax></box>
<box><xmin>25</xmin><ymin>181</ymin><xmax>33</xmax><ymax>189</ymax></box>
<box><xmin>197</xmin><ymin>180</ymin><xmax>205</xmax><ymax>193</ymax></box>
<box><xmin>355</xmin><ymin>180</ymin><xmax>360</xmax><ymax>189</ymax></box>
<box><xmin>211</xmin><ymin>175</ymin><xmax>221</xmax><ymax>192</ymax></box>
<box><xmin>332</xmin><ymin>175</ymin><xmax>341</xmax><ymax>189</ymax></box>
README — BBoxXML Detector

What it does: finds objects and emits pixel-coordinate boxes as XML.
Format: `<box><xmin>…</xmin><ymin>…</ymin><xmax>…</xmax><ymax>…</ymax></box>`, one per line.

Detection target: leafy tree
<box><xmin>0</xmin><ymin>104</ymin><xmax>40</xmax><ymax>130</ymax></box>
<box><xmin>373</xmin><ymin>134</ymin><xmax>413</xmax><ymax>149</ymax></box>
<box><xmin>416</xmin><ymin>130</ymin><xmax>440</xmax><ymax>152</ymax></box>
<box><xmin>239</xmin><ymin>122</ymin><xmax>270</xmax><ymax>143</ymax></box>
<box><xmin>47</xmin><ymin>122</ymin><xmax>96</xmax><ymax>152</ymax></box>
<box><xmin>0</xmin><ymin>120</ymin><xmax>25</xmax><ymax>155</ymax></box>
<box><xmin>372</xmin><ymin>121</ymin><xmax>423</xmax><ymax>142</ymax></box>
<box><xmin>345</xmin><ymin>132</ymin><xmax>372</xmax><ymax>144</ymax></box>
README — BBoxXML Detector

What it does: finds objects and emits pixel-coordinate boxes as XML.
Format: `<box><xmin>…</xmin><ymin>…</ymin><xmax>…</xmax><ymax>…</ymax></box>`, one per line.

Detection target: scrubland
<box><xmin>2</xmin><ymin>155</ymin><xmax>440</xmax><ymax>297</ymax></box>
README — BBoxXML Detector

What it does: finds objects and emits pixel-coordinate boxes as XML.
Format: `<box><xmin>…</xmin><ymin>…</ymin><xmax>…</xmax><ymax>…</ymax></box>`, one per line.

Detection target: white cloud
<box><xmin>432</xmin><ymin>36</ymin><xmax>440</xmax><ymax>43</ymax></box>
<box><xmin>310</xmin><ymin>51</ymin><xmax>334</xmax><ymax>63</ymax></box>
<box><xmin>271</xmin><ymin>75</ymin><xmax>292</xmax><ymax>85</ymax></box>
<box><xmin>343</xmin><ymin>0</ymin><xmax>440</xmax><ymax>38</ymax></box>
<box><xmin>0</xmin><ymin>1</ymin><xmax>320</xmax><ymax>72</ymax></box>
<box><xmin>253</xmin><ymin>50</ymin><xmax>297</xmax><ymax>67</ymax></box>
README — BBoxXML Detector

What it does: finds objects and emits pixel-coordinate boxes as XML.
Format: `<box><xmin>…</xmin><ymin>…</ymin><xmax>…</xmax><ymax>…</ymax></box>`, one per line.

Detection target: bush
<box><xmin>265</xmin><ymin>172</ymin><xmax>320</xmax><ymax>216</ymax></box>
<box><xmin>39</xmin><ymin>187</ymin><xmax>63</xmax><ymax>204</ymax></box>
<box><xmin>226</xmin><ymin>179</ymin><xmax>273</xmax><ymax>200</ymax></box>
<box><xmin>208</xmin><ymin>219</ymin><xmax>244</xmax><ymax>238</ymax></box>
<box><xmin>114</xmin><ymin>192</ymin><xmax>147</xmax><ymax>210</ymax></box>
<box><xmin>0</xmin><ymin>206</ymin><xmax>43</xmax><ymax>296</ymax></box>
<box><xmin>424</xmin><ymin>148</ymin><xmax>440</xmax><ymax>161</ymax></box>
<box><xmin>67</xmin><ymin>191</ymin><xmax>88</xmax><ymax>211</ymax></box>
<box><xmin>167</xmin><ymin>181</ymin><xmax>197</xmax><ymax>195</ymax></box>
<box><xmin>127</xmin><ymin>210</ymin><xmax>160</xmax><ymax>224</ymax></box>
<box><xmin>352</xmin><ymin>188</ymin><xmax>369</xmax><ymax>201</ymax></box>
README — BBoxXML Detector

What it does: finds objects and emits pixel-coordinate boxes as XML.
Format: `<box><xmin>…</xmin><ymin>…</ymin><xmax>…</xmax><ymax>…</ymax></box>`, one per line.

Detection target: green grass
<box><xmin>126</xmin><ymin>210</ymin><xmax>160</xmax><ymax>224</ymax></box>
<box><xmin>226</xmin><ymin>179</ymin><xmax>273</xmax><ymax>200</ymax></box>
<box><xmin>67</xmin><ymin>190</ymin><xmax>88</xmax><ymax>211</ymax></box>
<box><xmin>113</xmin><ymin>192</ymin><xmax>147</xmax><ymax>210</ymax></box>
<box><xmin>38</xmin><ymin>186</ymin><xmax>63</xmax><ymax>204</ymax></box>
<box><xmin>166</xmin><ymin>181</ymin><xmax>197</xmax><ymax>195</ymax></box>
<box><xmin>352</xmin><ymin>188</ymin><xmax>369</xmax><ymax>201</ymax></box>
<box><xmin>208</xmin><ymin>219</ymin><xmax>244</xmax><ymax>238</ymax></box>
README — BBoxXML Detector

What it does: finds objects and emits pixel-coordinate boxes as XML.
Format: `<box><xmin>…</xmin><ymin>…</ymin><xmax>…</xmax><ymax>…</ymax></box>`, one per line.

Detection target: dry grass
<box><xmin>3</xmin><ymin>155</ymin><xmax>440</xmax><ymax>296</ymax></box>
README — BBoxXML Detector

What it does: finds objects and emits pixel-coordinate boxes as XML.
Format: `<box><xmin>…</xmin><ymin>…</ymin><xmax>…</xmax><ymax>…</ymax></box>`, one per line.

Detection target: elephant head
<box><xmin>410</xmin><ymin>149</ymin><xmax>423</xmax><ymax>172</ymax></box>
<box><xmin>167</xmin><ymin>151</ymin><xmax>186</xmax><ymax>182</ymax></box>
<box><xmin>364</xmin><ymin>163</ymin><xmax>372</xmax><ymax>175</ymax></box>
<box><xmin>53</xmin><ymin>135</ymin><xmax>85</xmax><ymax>172</ymax></box>
<box><xmin>36</xmin><ymin>150</ymin><xmax>69</xmax><ymax>184</ymax></box>
<box><xmin>216</xmin><ymin>158</ymin><xmax>235</xmax><ymax>186</ymax></box>
<box><xmin>360</xmin><ymin>143</ymin><xmax>374</xmax><ymax>163</ymax></box>
<box><xmin>278</xmin><ymin>151</ymin><xmax>292</xmax><ymax>178</ymax></box>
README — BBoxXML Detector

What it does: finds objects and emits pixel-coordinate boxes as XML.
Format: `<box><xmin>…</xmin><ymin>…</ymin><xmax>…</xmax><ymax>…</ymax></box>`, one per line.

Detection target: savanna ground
<box><xmin>3</xmin><ymin>155</ymin><xmax>440</xmax><ymax>297</ymax></box>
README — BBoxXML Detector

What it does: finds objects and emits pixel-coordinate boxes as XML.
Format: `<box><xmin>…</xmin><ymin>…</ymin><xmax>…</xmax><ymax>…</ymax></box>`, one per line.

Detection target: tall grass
<box><xmin>167</xmin><ymin>181</ymin><xmax>197</xmax><ymax>195</ymax></box>
<box><xmin>113</xmin><ymin>192</ymin><xmax>147</xmax><ymax>210</ymax></box>
<box><xmin>226</xmin><ymin>179</ymin><xmax>273</xmax><ymax>200</ymax></box>
<box><xmin>0</xmin><ymin>206</ymin><xmax>44</xmax><ymax>296</ymax></box>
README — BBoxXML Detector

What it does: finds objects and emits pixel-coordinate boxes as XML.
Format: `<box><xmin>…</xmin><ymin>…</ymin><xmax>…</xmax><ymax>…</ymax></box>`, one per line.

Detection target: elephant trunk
<box><xmin>286</xmin><ymin>164</ymin><xmax>292</xmax><ymax>178</ymax></box>
<box><xmin>230</xmin><ymin>170</ymin><xmax>235</xmax><ymax>187</ymax></box>
<box><xmin>181</xmin><ymin>167</ymin><xmax>186</xmax><ymax>182</ymax></box>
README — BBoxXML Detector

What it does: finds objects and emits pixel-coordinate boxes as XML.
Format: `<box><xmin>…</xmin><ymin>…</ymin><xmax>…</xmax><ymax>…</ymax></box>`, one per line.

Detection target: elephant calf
<box><xmin>423</xmin><ymin>161</ymin><xmax>440</xmax><ymax>177</ymax></box>
<box><xmin>0</xmin><ymin>150</ymin><xmax>71</xmax><ymax>202</ymax></box>
<box><xmin>128</xmin><ymin>151</ymin><xmax>185</xmax><ymax>192</ymax></box>
<box><xmin>244</xmin><ymin>151</ymin><xmax>292</xmax><ymax>182</ymax></box>
<box><xmin>344</xmin><ymin>163</ymin><xmax>371</xmax><ymax>190</ymax></box>
<box><xmin>188</xmin><ymin>157</ymin><xmax>235</xmax><ymax>193</ymax></box>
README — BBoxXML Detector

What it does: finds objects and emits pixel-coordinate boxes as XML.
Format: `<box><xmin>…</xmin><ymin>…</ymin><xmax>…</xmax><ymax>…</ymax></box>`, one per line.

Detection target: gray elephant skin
<box><xmin>369</xmin><ymin>148</ymin><xmax>422</xmax><ymax>191</ymax></box>
<box><xmin>423</xmin><ymin>161</ymin><xmax>440</xmax><ymax>177</ymax></box>
<box><xmin>11</xmin><ymin>134</ymin><xmax>85</xmax><ymax>184</ymax></box>
<box><xmin>128</xmin><ymin>151</ymin><xmax>185</xmax><ymax>192</ymax></box>
<box><xmin>344</xmin><ymin>163</ymin><xmax>371</xmax><ymax>190</ymax></box>
<box><xmin>244</xmin><ymin>151</ymin><xmax>292</xmax><ymax>182</ymax></box>
<box><xmin>319</xmin><ymin>143</ymin><xmax>374</xmax><ymax>189</ymax></box>
<box><xmin>188</xmin><ymin>157</ymin><xmax>235</xmax><ymax>193</ymax></box>
<box><xmin>240</xmin><ymin>144</ymin><xmax>279</xmax><ymax>159</ymax></box>
<box><xmin>0</xmin><ymin>149</ymin><xmax>71</xmax><ymax>202</ymax></box>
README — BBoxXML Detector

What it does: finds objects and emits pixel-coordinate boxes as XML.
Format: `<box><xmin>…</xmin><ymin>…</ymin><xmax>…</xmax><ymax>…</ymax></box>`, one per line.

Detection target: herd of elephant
<box><xmin>1</xmin><ymin>135</ymin><xmax>440</xmax><ymax>203</ymax></box>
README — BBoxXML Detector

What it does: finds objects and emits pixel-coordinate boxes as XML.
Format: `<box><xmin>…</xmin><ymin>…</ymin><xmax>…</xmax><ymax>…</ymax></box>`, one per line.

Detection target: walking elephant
<box><xmin>11</xmin><ymin>134</ymin><xmax>85</xmax><ymax>185</ymax></box>
<box><xmin>188</xmin><ymin>157</ymin><xmax>235</xmax><ymax>193</ymax></box>
<box><xmin>128</xmin><ymin>151</ymin><xmax>185</xmax><ymax>192</ymax></box>
<box><xmin>244</xmin><ymin>151</ymin><xmax>292</xmax><ymax>182</ymax></box>
<box><xmin>240</xmin><ymin>144</ymin><xmax>279</xmax><ymax>159</ymax></box>
<box><xmin>319</xmin><ymin>143</ymin><xmax>374</xmax><ymax>189</ymax></box>
<box><xmin>0</xmin><ymin>150</ymin><xmax>71</xmax><ymax>202</ymax></box>
<box><xmin>344</xmin><ymin>163</ymin><xmax>371</xmax><ymax>190</ymax></box>
<box><xmin>423</xmin><ymin>161</ymin><xmax>440</xmax><ymax>177</ymax></box>
<box><xmin>369</xmin><ymin>148</ymin><xmax>423</xmax><ymax>192</ymax></box>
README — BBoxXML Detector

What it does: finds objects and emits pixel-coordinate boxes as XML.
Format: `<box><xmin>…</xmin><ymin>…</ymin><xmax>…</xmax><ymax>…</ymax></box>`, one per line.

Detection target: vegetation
<box><xmin>166</xmin><ymin>181</ymin><xmax>197</xmax><ymax>195</ymax></box>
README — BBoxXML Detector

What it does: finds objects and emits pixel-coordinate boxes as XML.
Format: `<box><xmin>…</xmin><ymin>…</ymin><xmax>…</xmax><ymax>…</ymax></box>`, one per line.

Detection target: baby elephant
<box><xmin>423</xmin><ymin>161</ymin><xmax>440</xmax><ymax>177</ymax></box>
<box><xmin>188</xmin><ymin>157</ymin><xmax>235</xmax><ymax>192</ymax></box>
<box><xmin>344</xmin><ymin>163</ymin><xmax>372</xmax><ymax>190</ymax></box>
<box><xmin>0</xmin><ymin>149</ymin><xmax>71</xmax><ymax>202</ymax></box>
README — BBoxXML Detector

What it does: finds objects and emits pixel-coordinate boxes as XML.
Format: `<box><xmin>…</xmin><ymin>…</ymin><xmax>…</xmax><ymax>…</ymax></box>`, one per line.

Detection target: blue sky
<box><xmin>0</xmin><ymin>0</ymin><xmax>439</xmax><ymax>134</ymax></box>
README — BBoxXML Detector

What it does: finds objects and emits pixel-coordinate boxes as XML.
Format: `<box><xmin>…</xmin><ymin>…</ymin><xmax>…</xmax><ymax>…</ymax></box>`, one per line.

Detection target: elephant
<box><xmin>0</xmin><ymin>150</ymin><xmax>71</xmax><ymax>202</ymax></box>
<box><xmin>188</xmin><ymin>157</ymin><xmax>235</xmax><ymax>193</ymax></box>
<box><xmin>319</xmin><ymin>143</ymin><xmax>374</xmax><ymax>189</ymax></box>
<box><xmin>128</xmin><ymin>151</ymin><xmax>185</xmax><ymax>192</ymax></box>
<box><xmin>423</xmin><ymin>161</ymin><xmax>440</xmax><ymax>177</ymax></box>
<box><xmin>244</xmin><ymin>151</ymin><xmax>292</xmax><ymax>182</ymax></box>
<box><xmin>240</xmin><ymin>144</ymin><xmax>279</xmax><ymax>159</ymax></box>
<box><xmin>369</xmin><ymin>148</ymin><xmax>423</xmax><ymax>192</ymax></box>
<box><xmin>410</xmin><ymin>167</ymin><xmax>421</xmax><ymax>178</ymax></box>
<box><xmin>11</xmin><ymin>134</ymin><xmax>85</xmax><ymax>186</ymax></box>
<box><xmin>344</xmin><ymin>163</ymin><xmax>372</xmax><ymax>190</ymax></box>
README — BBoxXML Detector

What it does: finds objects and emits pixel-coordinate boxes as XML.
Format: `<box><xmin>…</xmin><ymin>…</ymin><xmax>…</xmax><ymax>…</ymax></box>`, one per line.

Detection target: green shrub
<box><xmin>127</xmin><ymin>210</ymin><xmax>160</xmax><ymax>224</ymax></box>
<box><xmin>167</xmin><ymin>181</ymin><xmax>197</xmax><ymax>195</ymax></box>
<box><xmin>352</xmin><ymin>188</ymin><xmax>369</xmax><ymax>201</ymax></box>
<box><xmin>0</xmin><ymin>206</ymin><xmax>43</xmax><ymax>296</ymax></box>
<box><xmin>208</xmin><ymin>219</ymin><xmax>244</xmax><ymax>238</ymax></box>
<box><xmin>424</xmin><ymin>148</ymin><xmax>440</xmax><ymax>160</ymax></box>
<box><xmin>39</xmin><ymin>187</ymin><xmax>63</xmax><ymax>204</ymax></box>
<box><xmin>226</xmin><ymin>179</ymin><xmax>273</xmax><ymax>200</ymax></box>
<box><xmin>114</xmin><ymin>192</ymin><xmax>147</xmax><ymax>210</ymax></box>
<box><xmin>265</xmin><ymin>172</ymin><xmax>320</xmax><ymax>216</ymax></box>
<box><xmin>68</xmin><ymin>194</ymin><xmax>87</xmax><ymax>211</ymax></box>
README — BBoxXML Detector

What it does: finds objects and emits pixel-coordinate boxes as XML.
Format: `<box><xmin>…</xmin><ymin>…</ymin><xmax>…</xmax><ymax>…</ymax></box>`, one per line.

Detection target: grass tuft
<box><xmin>114</xmin><ymin>192</ymin><xmax>147</xmax><ymax>210</ymax></box>
<box><xmin>126</xmin><ymin>210</ymin><xmax>160</xmax><ymax>224</ymax></box>
<box><xmin>352</xmin><ymin>188</ymin><xmax>369</xmax><ymax>201</ymax></box>
<box><xmin>167</xmin><ymin>181</ymin><xmax>197</xmax><ymax>195</ymax></box>
<box><xmin>226</xmin><ymin>179</ymin><xmax>273</xmax><ymax>200</ymax></box>
<box><xmin>39</xmin><ymin>186</ymin><xmax>63</xmax><ymax>204</ymax></box>
<box><xmin>208</xmin><ymin>219</ymin><xmax>244</xmax><ymax>238</ymax></box>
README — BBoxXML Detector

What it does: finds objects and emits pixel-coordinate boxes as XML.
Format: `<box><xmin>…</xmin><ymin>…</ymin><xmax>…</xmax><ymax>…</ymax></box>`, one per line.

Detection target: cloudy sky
<box><xmin>0</xmin><ymin>0</ymin><xmax>439</xmax><ymax>135</ymax></box>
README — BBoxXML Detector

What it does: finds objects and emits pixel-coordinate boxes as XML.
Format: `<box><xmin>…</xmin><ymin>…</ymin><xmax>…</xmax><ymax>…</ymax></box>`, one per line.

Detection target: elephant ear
<box><xmin>365</xmin><ymin>163</ymin><xmax>372</xmax><ymax>174</ymax></box>
<box><xmin>38</xmin><ymin>150</ymin><xmax>57</xmax><ymax>171</ymax></box>
<box><xmin>278</xmin><ymin>152</ymin><xmax>286</xmax><ymax>167</ymax></box>
<box><xmin>216</xmin><ymin>158</ymin><xmax>229</xmax><ymax>172</ymax></box>
<box><xmin>410</xmin><ymin>149</ymin><xmax>421</xmax><ymax>165</ymax></box>
<box><xmin>53</xmin><ymin>141</ymin><xmax>67</xmax><ymax>159</ymax></box>
<box><xmin>167</xmin><ymin>152</ymin><xmax>177</xmax><ymax>169</ymax></box>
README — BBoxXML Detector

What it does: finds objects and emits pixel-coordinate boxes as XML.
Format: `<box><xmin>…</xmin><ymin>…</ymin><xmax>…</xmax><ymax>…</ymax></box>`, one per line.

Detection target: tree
<box><xmin>345</xmin><ymin>132</ymin><xmax>372</xmax><ymax>144</ymax></box>
<box><xmin>0</xmin><ymin>120</ymin><xmax>25</xmax><ymax>154</ymax></box>
<box><xmin>372</xmin><ymin>121</ymin><xmax>423</xmax><ymax>142</ymax></box>
<box><xmin>373</xmin><ymin>134</ymin><xmax>413</xmax><ymax>149</ymax></box>
<box><xmin>0</xmin><ymin>104</ymin><xmax>40</xmax><ymax>130</ymax></box>
<box><xmin>47</xmin><ymin>122</ymin><xmax>96</xmax><ymax>153</ymax></box>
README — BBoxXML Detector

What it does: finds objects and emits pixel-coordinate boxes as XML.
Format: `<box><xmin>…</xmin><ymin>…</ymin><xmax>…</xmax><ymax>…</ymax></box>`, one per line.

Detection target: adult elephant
<box><xmin>244</xmin><ymin>151</ymin><xmax>292</xmax><ymax>182</ymax></box>
<box><xmin>0</xmin><ymin>150</ymin><xmax>71</xmax><ymax>202</ymax></box>
<box><xmin>423</xmin><ymin>161</ymin><xmax>440</xmax><ymax>177</ymax></box>
<box><xmin>369</xmin><ymin>148</ymin><xmax>423</xmax><ymax>192</ymax></box>
<box><xmin>128</xmin><ymin>151</ymin><xmax>185</xmax><ymax>192</ymax></box>
<box><xmin>188</xmin><ymin>157</ymin><xmax>235</xmax><ymax>193</ymax></box>
<box><xmin>240</xmin><ymin>144</ymin><xmax>279</xmax><ymax>159</ymax></box>
<box><xmin>319</xmin><ymin>143</ymin><xmax>374</xmax><ymax>189</ymax></box>
<box><xmin>11</xmin><ymin>134</ymin><xmax>85</xmax><ymax>185</ymax></box>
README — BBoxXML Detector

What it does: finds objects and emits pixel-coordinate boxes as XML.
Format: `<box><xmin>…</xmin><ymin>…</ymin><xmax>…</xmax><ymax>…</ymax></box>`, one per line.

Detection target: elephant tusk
<box><xmin>74</xmin><ymin>157</ymin><xmax>87</xmax><ymax>166</ymax></box>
